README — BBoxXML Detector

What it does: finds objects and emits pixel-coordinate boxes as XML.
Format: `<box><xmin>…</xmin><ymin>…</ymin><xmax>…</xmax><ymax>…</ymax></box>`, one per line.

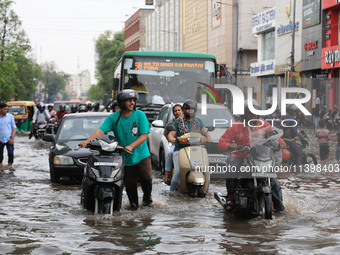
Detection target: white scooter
<box><xmin>173</xmin><ymin>132</ymin><xmax>210</xmax><ymax>197</ymax></box>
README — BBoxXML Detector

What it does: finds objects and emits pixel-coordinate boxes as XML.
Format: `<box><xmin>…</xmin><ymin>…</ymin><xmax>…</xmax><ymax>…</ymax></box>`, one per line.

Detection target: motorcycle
<box><xmin>322</xmin><ymin>109</ymin><xmax>333</xmax><ymax>129</ymax></box>
<box><xmin>282</xmin><ymin>130</ymin><xmax>317</xmax><ymax>166</ymax></box>
<box><xmin>173</xmin><ymin>132</ymin><xmax>210</xmax><ymax>197</ymax></box>
<box><xmin>214</xmin><ymin>126</ymin><xmax>283</xmax><ymax>220</ymax></box>
<box><xmin>332</xmin><ymin>106</ymin><xmax>340</xmax><ymax>128</ymax></box>
<box><xmin>80</xmin><ymin>134</ymin><xmax>132</xmax><ymax>214</ymax></box>
<box><xmin>35</xmin><ymin>121</ymin><xmax>48</xmax><ymax>139</ymax></box>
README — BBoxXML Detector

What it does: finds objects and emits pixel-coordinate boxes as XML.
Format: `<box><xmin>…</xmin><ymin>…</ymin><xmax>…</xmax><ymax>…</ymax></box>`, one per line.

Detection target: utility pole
<box><xmin>291</xmin><ymin>0</ymin><xmax>296</xmax><ymax>72</ymax></box>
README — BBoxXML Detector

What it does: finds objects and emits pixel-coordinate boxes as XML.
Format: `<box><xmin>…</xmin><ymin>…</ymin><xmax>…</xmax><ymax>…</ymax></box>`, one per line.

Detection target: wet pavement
<box><xmin>0</xmin><ymin>131</ymin><xmax>339</xmax><ymax>254</ymax></box>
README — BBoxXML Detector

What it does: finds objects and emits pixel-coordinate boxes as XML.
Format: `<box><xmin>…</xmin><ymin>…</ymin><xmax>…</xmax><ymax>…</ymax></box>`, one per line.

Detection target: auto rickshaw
<box><xmin>6</xmin><ymin>101</ymin><xmax>36</xmax><ymax>132</ymax></box>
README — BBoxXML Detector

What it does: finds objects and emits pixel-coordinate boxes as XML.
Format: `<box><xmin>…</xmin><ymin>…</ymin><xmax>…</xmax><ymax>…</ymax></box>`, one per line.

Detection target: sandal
<box><xmin>224</xmin><ymin>199</ymin><xmax>235</xmax><ymax>212</ymax></box>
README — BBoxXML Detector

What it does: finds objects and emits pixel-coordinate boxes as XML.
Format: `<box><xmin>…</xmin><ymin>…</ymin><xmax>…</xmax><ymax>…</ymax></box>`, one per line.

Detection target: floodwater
<box><xmin>0</xmin><ymin>133</ymin><xmax>340</xmax><ymax>254</ymax></box>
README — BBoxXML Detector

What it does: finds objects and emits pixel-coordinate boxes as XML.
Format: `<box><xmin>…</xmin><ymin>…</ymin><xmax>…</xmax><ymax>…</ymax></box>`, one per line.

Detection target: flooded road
<box><xmin>0</xmin><ymin>133</ymin><xmax>340</xmax><ymax>254</ymax></box>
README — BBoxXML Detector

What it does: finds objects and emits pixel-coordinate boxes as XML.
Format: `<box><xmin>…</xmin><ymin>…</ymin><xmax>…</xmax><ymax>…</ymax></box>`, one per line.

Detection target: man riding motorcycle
<box><xmin>280</xmin><ymin>105</ymin><xmax>302</xmax><ymax>166</ymax></box>
<box><xmin>217</xmin><ymin>100</ymin><xmax>286</xmax><ymax>212</ymax></box>
<box><xmin>168</xmin><ymin>99</ymin><xmax>212</xmax><ymax>191</ymax></box>
<box><xmin>29</xmin><ymin>103</ymin><xmax>51</xmax><ymax>139</ymax></box>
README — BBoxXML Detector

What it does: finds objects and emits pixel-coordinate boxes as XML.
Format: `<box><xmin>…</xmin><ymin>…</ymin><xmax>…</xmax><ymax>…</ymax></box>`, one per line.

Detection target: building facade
<box><xmin>125</xmin><ymin>9</ymin><xmax>154</xmax><ymax>52</ymax></box>
<box><xmin>145</xmin><ymin>0</ymin><xmax>182</xmax><ymax>51</ymax></box>
<box><xmin>321</xmin><ymin>0</ymin><xmax>340</xmax><ymax>110</ymax></box>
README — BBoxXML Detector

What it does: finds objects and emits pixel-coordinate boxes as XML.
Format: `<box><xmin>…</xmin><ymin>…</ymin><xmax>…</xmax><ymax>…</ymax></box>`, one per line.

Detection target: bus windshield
<box><xmin>121</xmin><ymin>56</ymin><xmax>216</xmax><ymax>105</ymax></box>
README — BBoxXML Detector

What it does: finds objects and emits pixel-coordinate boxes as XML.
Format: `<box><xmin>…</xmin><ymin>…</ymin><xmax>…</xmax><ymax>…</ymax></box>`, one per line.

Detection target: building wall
<box><xmin>145</xmin><ymin>0</ymin><xmax>181</xmax><ymax>51</ymax></box>
<box><xmin>182</xmin><ymin>0</ymin><xmax>208</xmax><ymax>53</ymax></box>
<box><xmin>125</xmin><ymin>9</ymin><xmax>153</xmax><ymax>52</ymax></box>
<box><xmin>275</xmin><ymin>0</ymin><xmax>303</xmax><ymax>73</ymax></box>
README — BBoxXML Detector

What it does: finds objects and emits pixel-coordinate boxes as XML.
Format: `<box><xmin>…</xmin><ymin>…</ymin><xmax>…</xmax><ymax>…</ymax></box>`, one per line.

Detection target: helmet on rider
<box><xmin>111</xmin><ymin>100</ymin><xmax>120</xmax><ymax>112</ymax></box>
<box><xmin>70</xmin><ymin>104</ymin><xmax>78</xmax><ymax>113</ymax></box>
<box><xmin>78</xmin><ymin>104</ymin><xmax>88</xmax><ymax>113</ymax></box>
<box><xmin>93</xmin><ymin>101</ymin><xmax>100</xmax><ymax>112</ymax></box>
<box><xmin>59</xmin><ymin>104</ymin><xmax>66</xmax><ymax>112</ymax></box>
<box><xmin>286</xmin><ymin>104</ymin><xmax>297</xmax><ymax>116</ymax></box>
<box><xmin>39</xmin><ymin>103</ymin><xmax>45</xmax><ymax>110</ymax></box>
<box><xmin>182</xmin><ymin>99</ymin><xmax>197</xmax><ymax>119</ymax></box>
<box><xmin>87</xmin><ymin>101</ymin><xmax>92</xmax><ymax>111</ymax></box>
<box><xmin>117</xmin><ymin>89</ymin><xmax>139</xmax><ymax>110</ymax></box>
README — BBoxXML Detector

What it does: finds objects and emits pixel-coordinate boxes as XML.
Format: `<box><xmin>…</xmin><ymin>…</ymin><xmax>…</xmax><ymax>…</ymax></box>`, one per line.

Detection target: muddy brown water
<box><xmin>0</xmin><ymin>134</ymin><xmax>339</xmax><ymax>254</ymax></box>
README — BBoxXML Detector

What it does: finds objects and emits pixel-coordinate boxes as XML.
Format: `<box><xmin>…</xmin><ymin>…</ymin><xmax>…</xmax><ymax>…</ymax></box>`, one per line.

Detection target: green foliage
<box><xmin>95</xmin><ymin>30</ymin><xmax>124</xmax><ymax>94</ymax></box>
<box><xmin>41</xmin><ymin>62</ymin><xmax>69</xmax><ymax>102</ymax></box>
<box><xmin>87</xmin><ymin>84</ymin><xmax>104</xmax><ymax>101</ymax></box>
<box><xmin>0</xmin><ymin>0</ymin><xmax>38</xmax><ymax>102</ymax></box>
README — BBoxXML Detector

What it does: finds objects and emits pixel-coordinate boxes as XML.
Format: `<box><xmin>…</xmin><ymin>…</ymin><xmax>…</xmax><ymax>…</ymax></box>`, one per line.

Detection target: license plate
<box><xmin>208</xmin><ymin>157</ymin><xmax>226</xmax><ymax>163</ymax></box>
<box><xmin>191</xmin><ymin>160</ymin><xmax>203</xmax><ymax>167</ymax></box>
<box><xmin>252</xmin><ymin>172</ymin><xmax>277</xmax><ymax>178</ymax></box>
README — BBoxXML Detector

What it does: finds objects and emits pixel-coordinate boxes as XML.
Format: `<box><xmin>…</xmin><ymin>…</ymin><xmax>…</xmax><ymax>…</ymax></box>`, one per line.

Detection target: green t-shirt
<box><xmin>99</xmin><ymin>110</ymin><xmax>150</xmax><ymax>166</ymax></box>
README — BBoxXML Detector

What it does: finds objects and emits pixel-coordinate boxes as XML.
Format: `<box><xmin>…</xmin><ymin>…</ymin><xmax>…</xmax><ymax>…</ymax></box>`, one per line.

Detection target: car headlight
<box><xmin>54</xmin><ymin>155</ymin><xmax>74</xmax><ymax>165</ymax></box>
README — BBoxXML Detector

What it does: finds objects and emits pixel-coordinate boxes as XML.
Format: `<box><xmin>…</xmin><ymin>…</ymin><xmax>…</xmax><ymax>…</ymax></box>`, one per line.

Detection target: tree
<box><xmin>0</xmin><ymin>0</ymin><xmax>39</xmax><ymax>101</ymax></box>
<box><xmin>87</xmin><ymin>84</ymin><xmax>104</xmax><ymax>101</ymax></box>
<box><xmin>41</xmin><ymin>62</ymin><xmax>70</xmax><ymax>102</ymax></box>
<box><xmin>95</xmin><ymin>30</ymin><xmax>124</xmax><ymax>95</ymax></box>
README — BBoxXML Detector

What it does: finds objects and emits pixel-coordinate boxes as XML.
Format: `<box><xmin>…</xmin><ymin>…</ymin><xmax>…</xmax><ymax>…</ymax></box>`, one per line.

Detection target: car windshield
<box><xmin>8</xmin><ymin>105</ymin><xmax>26</xmax><ymax>115</ymax></box>
<box><xmin>57</xmin><ymin>116</ymin><xmax>107</xmax><ymax>140</ymax></box>
<box><xmin>196</xmin><ymin>107</ymin><xmax>234</xmax><ymax>128</ymax></box>
<box><xmin>122</xmin><ymin>56</ymin><xmax>216</xmax><ymax>105</ymax></box>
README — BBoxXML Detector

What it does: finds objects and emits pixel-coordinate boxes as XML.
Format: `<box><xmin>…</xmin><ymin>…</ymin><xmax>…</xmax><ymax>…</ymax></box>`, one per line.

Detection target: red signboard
<box><xmin>321</xmin><ymin>45</ymin><xmax>340</xmax><ymax>69</ymax></box>
<box><xmin>322</xmin><ymin>0</ymin><xmax>340</xmax><ymax>10</ymax></box>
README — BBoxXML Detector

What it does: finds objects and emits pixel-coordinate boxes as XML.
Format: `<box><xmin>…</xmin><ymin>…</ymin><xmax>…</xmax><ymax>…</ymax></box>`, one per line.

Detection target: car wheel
<box><xmin>50</xmin><ymin>165</ymin><xmax>60</xmax><ymax>183</ymax></box>
<box><xmin>159</xmin><ymin>148</ymin><xmax>165</xmax><ymax>175</ymax></box>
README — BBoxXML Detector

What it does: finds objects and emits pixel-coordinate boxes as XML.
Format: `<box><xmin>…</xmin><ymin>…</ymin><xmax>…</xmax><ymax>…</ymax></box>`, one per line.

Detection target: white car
<box><xmin>148</xmin><ymin>103</ymin><xmax>235</xmax><ymax>176</ymax></box>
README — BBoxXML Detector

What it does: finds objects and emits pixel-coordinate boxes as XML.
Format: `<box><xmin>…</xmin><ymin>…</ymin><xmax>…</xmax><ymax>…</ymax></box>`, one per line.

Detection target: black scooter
<box><xmin>80</xmin><ymin>134</ymin><xmax>132</xmax><ymax>214</ymax></box>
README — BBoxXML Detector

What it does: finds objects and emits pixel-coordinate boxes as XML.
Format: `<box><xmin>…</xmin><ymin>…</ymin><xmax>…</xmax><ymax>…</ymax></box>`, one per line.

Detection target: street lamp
<box><xmin>160</xmin><ymin>30</ymin><xmax>178</xmax><ymax>51</ymax></box>
<box><xmin>217</xmin><ymin>1</ymin><xmax>239</xmax><ymax>86</ymax></box>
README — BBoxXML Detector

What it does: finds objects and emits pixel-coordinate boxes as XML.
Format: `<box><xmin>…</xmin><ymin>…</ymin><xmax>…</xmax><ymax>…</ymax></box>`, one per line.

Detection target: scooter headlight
<box><xmin>90</xmin><ymin>167</ymin><xmax>100</xmax><ymax>179</ymax></box>
<box><xmin>54</xmin><ymin>155</ymin><xmax>74</xmax><ymax>165</ymax></box>
<box><xmin>110</xmin><ymin>168</ymin><xmax>122</xmax><ymax>180</ymax></box>
<box><xmin>98</xmin><ymin>140</ymin><xmax>118</xmax><ymax>152</ymax></box>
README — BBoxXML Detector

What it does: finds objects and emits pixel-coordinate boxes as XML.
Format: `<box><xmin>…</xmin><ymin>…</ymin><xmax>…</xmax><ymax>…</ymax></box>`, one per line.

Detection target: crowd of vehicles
<box><xmin>5</xmin><ymin>51</ymin><xmax>322</xmax><ymax>217</ymax></box>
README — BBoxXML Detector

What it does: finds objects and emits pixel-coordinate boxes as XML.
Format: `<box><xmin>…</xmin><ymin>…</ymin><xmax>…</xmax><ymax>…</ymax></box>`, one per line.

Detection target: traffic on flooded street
<box><xmin>2</xmin><ymin>0</ymin><xmax>340</xmax><ymax>254</ymax></box>
<box><xmin>0</xmin><ymin>133</ymin><xmax>339</xmax><ymax>254</ymax></box>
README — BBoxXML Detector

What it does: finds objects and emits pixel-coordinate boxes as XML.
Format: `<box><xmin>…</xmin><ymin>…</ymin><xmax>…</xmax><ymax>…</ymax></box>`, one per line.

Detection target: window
<box><xmin>263</xmin><ymin>30</ymin><xmax>275</xmax><ymax>61</ymax></box>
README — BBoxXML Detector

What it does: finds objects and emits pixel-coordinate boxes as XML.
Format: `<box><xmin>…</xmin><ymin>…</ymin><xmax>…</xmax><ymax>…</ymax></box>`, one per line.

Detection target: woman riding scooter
<box><xmin>168</xmin><ymin>99</ymin><xmax>212</xmax><ymax>191</ymax></box>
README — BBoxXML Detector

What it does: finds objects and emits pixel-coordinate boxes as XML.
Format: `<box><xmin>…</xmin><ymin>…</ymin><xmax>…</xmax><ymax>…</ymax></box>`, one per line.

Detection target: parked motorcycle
<box><xmin>80</xmin><ymin>134</ymin><xmax>132</xmax><ymax>214</ymax></box>
<box><xmin>214</xmin><ymin>126</ymin><xmax>283</xmax><ymax>220</ymax></box>
<box><xmin>282</xmin><ymin>130</ymin><xmax>317</xmax><ymax>166</ymax></box>
<box><xmin>173</xmin><ymin>132</ymin><xmax>210</xmax><ymax>198</ymax></box>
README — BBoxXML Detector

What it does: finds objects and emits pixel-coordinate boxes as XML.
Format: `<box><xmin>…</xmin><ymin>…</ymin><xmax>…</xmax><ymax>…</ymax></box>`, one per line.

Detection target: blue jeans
<box><xmin>0</xmin><ymin>142</ymin><xmax>14</xmax><ymax>164</ymax></box>
<box><xmin>285</xmin><ymin>140</ymin><xmax>302</xmax><ymax>166</ymax></box>
<box><xmin>314</xmin><ymin>116</ymin><xmax>320</xmax><ymax>130</ymax></box>
<box><xmin>170</xmin><ymin>151</ymin><xmax>180</xmax><ymax>191</ymax></box>
<box><xmin>165</xmin><ymin>145</ymin><xmax>175</xmax><ymax>172</ymax></box>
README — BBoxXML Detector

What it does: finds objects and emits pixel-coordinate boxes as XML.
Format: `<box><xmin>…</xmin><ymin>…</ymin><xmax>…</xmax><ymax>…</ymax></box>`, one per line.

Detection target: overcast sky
<box><xmin>13</xmin><ymin>0</ymin><xmax>154</xmax><ymax>84</ymax></box>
